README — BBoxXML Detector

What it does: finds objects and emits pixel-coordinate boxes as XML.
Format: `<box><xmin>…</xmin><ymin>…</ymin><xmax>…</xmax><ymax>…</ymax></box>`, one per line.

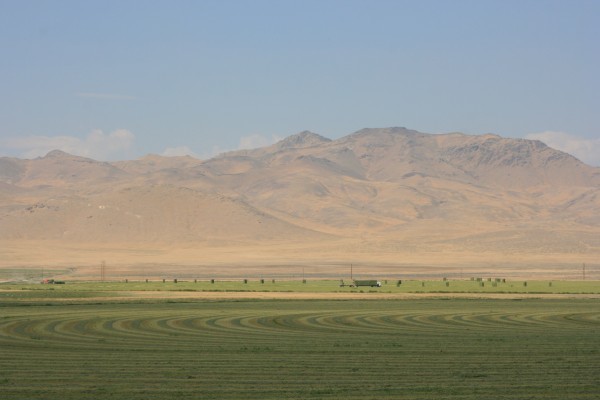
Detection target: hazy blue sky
<box><xmin>1</xmin><ymin>0</ymin><xmax>599</xmax><ymax>164</ymax></box>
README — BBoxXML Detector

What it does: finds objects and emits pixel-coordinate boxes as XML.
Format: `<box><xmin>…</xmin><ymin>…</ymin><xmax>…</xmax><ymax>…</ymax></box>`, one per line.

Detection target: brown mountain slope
<box><xmin>0</xmin><ymin>185</ymin><xmax>326</xmax><ymax>242</ymax></box>
<box><xmin>332</xmin><ymin>127</ymin><xmax>599</xmax><ymax>187</ymax></box>
<box><xmin>1</xmin><ymin>150</ymin><xmax>129</xmax><ymax>188</ymax></box>
<box><xmin>0</xmin><ymin>127</ymin><xmax>598</xmax><ymax>277</ymax></box>
<box><xmin>195</xmin><ymin>128</ymin><xmax>599</xmax><ymax>237</ymax></box>
<box><xmin>113</xmin><ymin>154</ymin><xmax>204</xmax><ymax>175</ymax></box>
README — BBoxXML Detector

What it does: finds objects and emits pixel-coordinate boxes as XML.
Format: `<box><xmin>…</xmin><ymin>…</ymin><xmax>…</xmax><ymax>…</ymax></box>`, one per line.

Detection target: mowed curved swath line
<box><xmin>1</xmin><ymin>308</ymin><xmax>598</xmax><ymax>348</ymax></box>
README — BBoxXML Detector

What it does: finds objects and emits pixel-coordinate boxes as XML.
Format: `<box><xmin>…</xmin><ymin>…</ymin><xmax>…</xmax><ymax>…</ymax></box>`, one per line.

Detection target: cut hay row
<box><xmin>2</xmin><ymin>307</ymin><xmax>597</xmax><ymax>347</ymax></box>
<box><xmin>1</xmin><ymin>299</ymin><xmax>598</xmax><ymax>399</ymax></box>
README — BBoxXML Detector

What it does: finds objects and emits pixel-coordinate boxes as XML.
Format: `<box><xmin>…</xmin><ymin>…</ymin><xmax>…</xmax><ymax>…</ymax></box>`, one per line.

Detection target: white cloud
<box><xmin>525</xmin><ymin>131</ymin><xmax>600</xmax><ymax>166</ymax></box>
<box><xmin>196</xmin><ymin>144</ymin><xmax>228</xmax><ymax>160</ymax></box>
<box><xmin>2</xmin><ymin>129</ymin><xmax>135</xmax><ymax>161</ymax></box>
<box><xmin>238</xmin><ymin>133</ymin><xmax>282</xmax><ymax>150</ymax></box>
<box><xmin>161</xmin><ymin>146</ymin><xmax>198</xmax><ymax>157</ymax></box>
<box><xmin>140</xmin><ymin>133</ymin><xmax>283</xmax><ymax>162</ymax></box>
<box><xmin>188</xmin><ymin>133</ymin><xmax>283</xmax><ymax>160</ymax></box>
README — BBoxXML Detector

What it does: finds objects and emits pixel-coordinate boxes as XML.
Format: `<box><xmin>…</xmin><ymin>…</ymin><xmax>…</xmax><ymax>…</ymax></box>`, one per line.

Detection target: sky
<box><xmin>1</xmin><ymin>0</ymin><xmax>599</xmax><ymax>165</ymax></box>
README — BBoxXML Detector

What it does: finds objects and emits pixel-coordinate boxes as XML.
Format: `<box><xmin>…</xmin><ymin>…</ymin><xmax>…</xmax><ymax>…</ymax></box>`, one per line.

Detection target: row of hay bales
<box><xmin>123</xmin><ymin>278</ymin><xmax>294</xmax><ymax>284</ymax></box>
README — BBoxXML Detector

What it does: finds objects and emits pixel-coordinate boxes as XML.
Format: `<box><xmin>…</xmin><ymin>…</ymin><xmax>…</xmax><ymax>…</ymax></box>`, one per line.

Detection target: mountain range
<box><xmin>1</xmin><ymin>127</ymin><xmax>599</xmax><ymax>279</ymax></box>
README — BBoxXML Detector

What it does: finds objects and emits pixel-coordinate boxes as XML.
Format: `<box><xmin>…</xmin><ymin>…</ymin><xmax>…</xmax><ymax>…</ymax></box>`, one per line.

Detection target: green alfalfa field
<box><xmin>0</xmin><ymin>280</ymin><xmax>599</xmax><ymax>399</ymax></box>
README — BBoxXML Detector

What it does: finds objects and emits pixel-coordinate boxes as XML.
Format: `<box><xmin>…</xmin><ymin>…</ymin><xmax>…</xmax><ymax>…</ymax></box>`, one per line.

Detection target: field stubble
<box><xmin>0</xmin><ymin>296</ymin><xmax>598</xmax><ymax>399</ymax></box>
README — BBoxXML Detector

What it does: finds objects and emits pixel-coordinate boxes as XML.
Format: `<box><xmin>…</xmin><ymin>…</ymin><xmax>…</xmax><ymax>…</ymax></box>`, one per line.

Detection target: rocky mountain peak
<box><xmin>349</xmin><ymin>127</ymin><xmax>419</xmax><ymax>137</ymax></box>
<box><xmin>41</xmin><ymin>150</ymin><xmax>100</xmax><ymax>163</ymax></box>
<box><xmin>43</xmin><ymin>149</ymin><xmax>72</xmax><ymax>158</ymax></box>
<box><xmin>275</xmin><ymin>131</ymin><xmax>331</xmax><ymax>150</ymax></box>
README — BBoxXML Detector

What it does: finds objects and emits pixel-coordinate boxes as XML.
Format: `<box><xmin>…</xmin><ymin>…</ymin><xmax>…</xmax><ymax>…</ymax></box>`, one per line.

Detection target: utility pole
<box><xmin>583</xmin><ymin>263</ymin><xmax>586</xmax><ymax>280</ymax></box>
<box><xmin>101</xmin><ymin>260</ymin><xmax>106</xmax><ymax>282</ymax></box>
<box><xmin>350</xmin><ymin>263</ymin><xmax>353</xmax><ymax>280</ymax></box>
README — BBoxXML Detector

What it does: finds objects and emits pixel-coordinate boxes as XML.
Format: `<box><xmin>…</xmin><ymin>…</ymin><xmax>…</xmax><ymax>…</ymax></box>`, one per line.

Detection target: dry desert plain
<box><xmin>1</xmin><ymin>238</ymin><xmax>598</xmax><ymax>283</ymax></box>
